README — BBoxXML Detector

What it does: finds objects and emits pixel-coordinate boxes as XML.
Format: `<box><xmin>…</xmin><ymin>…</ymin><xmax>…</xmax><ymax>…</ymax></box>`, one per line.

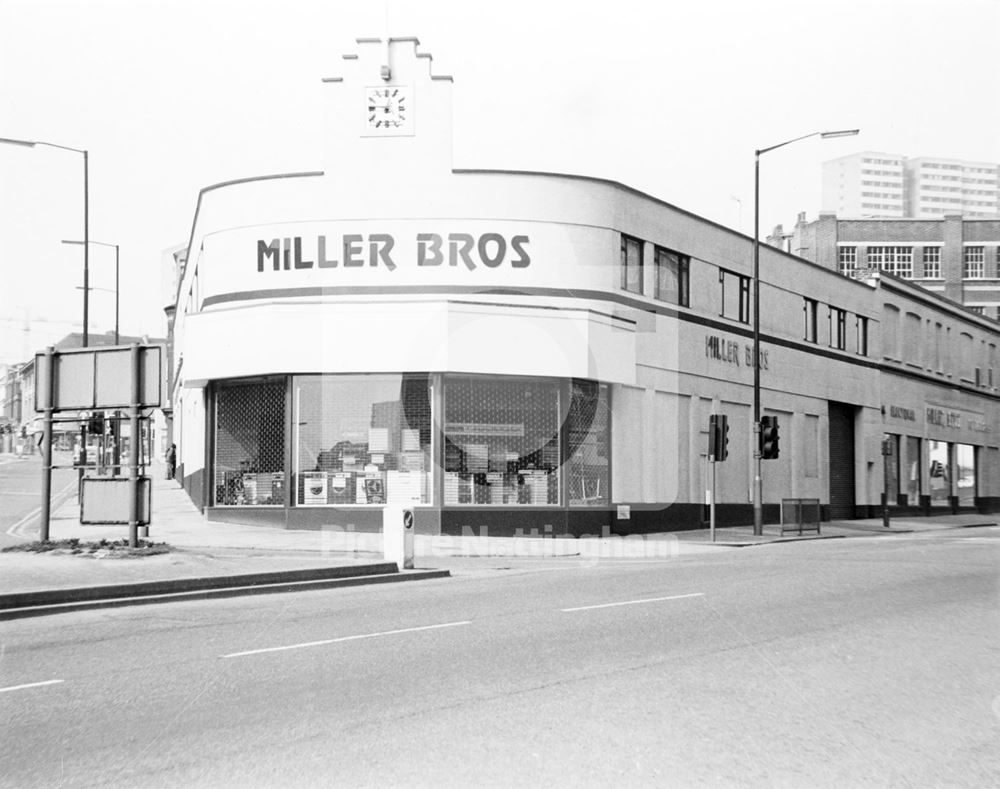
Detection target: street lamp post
<box><xmin>61</xmin><ymin>239</ymin><xmax>121</xmax><ymax>476</ymax></box>
<box><xmin>0</xmin><ymin>137</ymin><xmax>90</xmax><ymax>346</ymax></box>
<box><xmin>752</xmin><ymin>128</ymin><xmax>859</xmax><ymax>536</ymax></box>
<box><xmin>62</xmin><ymin>239</ymin><xmax>119</xmax><ymax>344</ymax></box>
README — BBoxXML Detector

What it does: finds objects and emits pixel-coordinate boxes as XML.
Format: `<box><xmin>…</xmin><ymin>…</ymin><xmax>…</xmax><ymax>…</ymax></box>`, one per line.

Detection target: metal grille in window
<box><xmin>444</xmin><ymin>377</ymin><xmax>560</xmax><ymax>505</ymax></box>
<box><xmin>294</xmin><ymin>374</ymin><xmax>431</xmax><ymax>506</ymax></box>
<box><xmin>567</xmin><ymin>381</ymin><xmax>609</xmax><ymax>506</ymax></box>
<box><xmin>214</xmin><ymin>380</ymin><xmax>286</xmax><ymax>506</ymax></box>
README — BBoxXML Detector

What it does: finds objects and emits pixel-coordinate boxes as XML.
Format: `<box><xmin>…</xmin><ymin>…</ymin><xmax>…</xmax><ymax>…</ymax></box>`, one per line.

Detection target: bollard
<box><xmin>383</xmin><ymin>506</ymin><xmax>414</xmax><ymax>570</ymax></box>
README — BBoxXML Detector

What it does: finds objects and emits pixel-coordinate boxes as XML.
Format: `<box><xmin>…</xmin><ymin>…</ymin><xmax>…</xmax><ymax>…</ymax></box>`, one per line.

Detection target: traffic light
<box><xmin>87</xmin><ymin>411</ymin><xmax>104</xmax><ymax>435</ymax></box>
<box><xmin>708</xmin><ymin>414</ymin><xmax>729</xmax><ymax>462</ymax></box>
<box><xmin>760</xmin><ymin>415</ymin><xmax>780</xmax><ymax>459</ymax></box>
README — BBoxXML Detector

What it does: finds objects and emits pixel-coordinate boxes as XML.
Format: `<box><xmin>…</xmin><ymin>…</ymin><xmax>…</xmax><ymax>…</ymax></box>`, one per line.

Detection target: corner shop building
<box><xmin>167</xmin><ymin>38</ymin><xmax>1000</xmax><ymax>535</ymax></box>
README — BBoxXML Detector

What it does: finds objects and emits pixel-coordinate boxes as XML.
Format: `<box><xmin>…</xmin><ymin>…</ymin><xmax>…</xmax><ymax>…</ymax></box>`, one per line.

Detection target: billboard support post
<box><xmin>128</xmin><ymin>343</ymin><xmax>141</xmax><ymax>547</ymax></box>
<box><xmin>39</xmin><ymin>346</ymin><xmax>55</xmax><ymax>542</ymax></box>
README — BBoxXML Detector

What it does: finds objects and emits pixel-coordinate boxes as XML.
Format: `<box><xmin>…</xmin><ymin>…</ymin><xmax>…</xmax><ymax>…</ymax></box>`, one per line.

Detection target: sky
<box><xmin>1</xmin><ymin>0</ymin><xmax>998</xmax><ymax>365</ymax></box>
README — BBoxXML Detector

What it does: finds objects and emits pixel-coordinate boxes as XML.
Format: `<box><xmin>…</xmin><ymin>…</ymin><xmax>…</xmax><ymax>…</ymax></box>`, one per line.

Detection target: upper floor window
<box><xmin>867</xmin><ymin>246</ymin><xmax>913</xmax><ymax>278</ymax></box>
<box><xmin>856</xmin><ymin>316</ymin><xmax>869</xmax><ymax>357</ymax></box>
<box><xmin>653</xmin><ymin>247</ymin><xmax>689</xmax><ymax>306</ymax></box>
<box><xmin>803</xmin><ymin>298</ymin><xmax>818</xmax><ymax>343</ymax></box>
<box><xmin>922</xmin><ymin>247</ymin><xmax>941</xmax><ymax>278</ymax></box>
<box><xmin>837</xmin><ymin>246</ymin><xmax>857</xmax><ymax>276</ymax></box>
<box><xmin>719</xmin><ymin>269</ymin><xmax>750</xmax><ymax>324</ymax></box>
<box><xmin>963</xmin><ymin>246</ymin><xmax>985</xmax><ymax>278</ymax></box>
<box><xmin>959</xmin><ymin>332</ymin><xmax>974</xmax><ymax>381</ymax></box>
<box><xmin>931</xmin><ymin>322</ymin><xmax>943</xmax><ymax>371</ymax></box>
<box><xmin>620</xmin><ymin>235</ymin><xmax>644</xmax><ymax>294</ymax></box>
<box><xmin>904</xmin><ymin>312</ymin><xmax>921</xmax><ymax>366</ymax></box>
<box><xmin>829</xmin><ymin>307</ymin><xmax>847</xmax><ymax>350</ymax></box>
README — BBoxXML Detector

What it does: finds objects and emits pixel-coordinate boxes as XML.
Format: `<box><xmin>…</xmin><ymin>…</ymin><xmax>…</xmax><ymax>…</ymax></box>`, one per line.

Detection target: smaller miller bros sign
<box><xmin>705</xmin><ymin>335</ymin><xmax>769</xmax><ymax>369</ymax></box>
<box><xmin>886</xmin><ymin>402</ymin><xmax>991</xmax><ymax>433</ymax></box>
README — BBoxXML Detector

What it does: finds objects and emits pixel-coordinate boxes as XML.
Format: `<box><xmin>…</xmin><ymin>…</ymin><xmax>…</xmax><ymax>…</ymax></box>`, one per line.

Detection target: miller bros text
<box><xmin>257</xmin><ymin>232</ymin><xmax>531</xmax><ymax>272</ymax></box>
<box><xmin>705</xmin><ymin>335</ymin><xmax>769</xmax><ymax>369</ymax></box>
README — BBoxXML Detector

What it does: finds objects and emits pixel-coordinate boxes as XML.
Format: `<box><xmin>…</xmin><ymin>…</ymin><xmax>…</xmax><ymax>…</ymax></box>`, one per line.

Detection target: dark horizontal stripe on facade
<box><xmin>880</xmin><ymin>363</ymin><xmax>1000</xmax><ymax>402</ymax></box>
<box><xmin>195</xmin><ymin>284</ymin><xmax>997</xmax><ymax>400</ymax></box>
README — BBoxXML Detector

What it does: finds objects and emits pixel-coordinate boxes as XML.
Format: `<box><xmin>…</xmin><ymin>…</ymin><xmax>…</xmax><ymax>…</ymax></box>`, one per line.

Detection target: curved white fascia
<box><xmin>182</xmin><ymin>298</ymin><xmax>636</xmax><ymax>386</ymax></box>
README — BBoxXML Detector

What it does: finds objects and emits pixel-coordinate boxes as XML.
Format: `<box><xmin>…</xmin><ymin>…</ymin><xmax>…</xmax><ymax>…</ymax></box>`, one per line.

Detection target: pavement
<box><xmin>1</xmin><ymin>454</ymin><xmax>996</xmax><ymax>618</ymax></box>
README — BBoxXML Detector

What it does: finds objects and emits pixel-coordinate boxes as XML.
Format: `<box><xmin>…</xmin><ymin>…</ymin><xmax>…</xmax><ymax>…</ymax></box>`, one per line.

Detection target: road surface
<box><xmin>1</xmin><ymin>525</ymin><xmax>998</xmax><ymax>786</ymax></box>
<box><xmin>0</xmin><ymin>451</ymin><xmax>76</xmax><ymax>547</ymax></box>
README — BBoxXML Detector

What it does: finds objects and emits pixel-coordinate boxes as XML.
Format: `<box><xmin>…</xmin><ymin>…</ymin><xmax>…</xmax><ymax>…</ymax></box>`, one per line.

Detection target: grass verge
<box><xmin>2</xmin><ymin>538</ymin><xmax>172</xmax><ymax>558</ymax></box>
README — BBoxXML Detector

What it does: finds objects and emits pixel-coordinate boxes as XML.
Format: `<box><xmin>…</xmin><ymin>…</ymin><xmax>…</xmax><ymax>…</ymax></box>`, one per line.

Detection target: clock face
<box><xmin>365</xmin><ymin>86</ymin><xmax>411</xmax><ymax>133</ymax></box>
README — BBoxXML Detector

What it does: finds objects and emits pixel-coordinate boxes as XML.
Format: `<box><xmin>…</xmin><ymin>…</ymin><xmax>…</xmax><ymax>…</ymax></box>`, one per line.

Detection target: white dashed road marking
<box><xmin>561</xmin><ymin>592</ymin><xmax>704</xmax><ymax>613</ymax></box>
<box><xmin>221</xmin><ymin>620</ymin><xmax>472</xmax><ymax>658</ymax></box>
<box><xmin>0</xmin><ymin>679</ymin><xmax>65</xmax><ymax>694</ymax></box>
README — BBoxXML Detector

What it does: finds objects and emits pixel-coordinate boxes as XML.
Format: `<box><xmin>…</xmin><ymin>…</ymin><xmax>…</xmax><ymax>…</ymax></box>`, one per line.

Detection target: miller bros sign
<box><xmin>705</xmin><ymin>334</ymin><xmax>769</xmax><ymax>369</ymax></box>
<box><xmin>196</xmin><ymin>221</ymin><xmax>616</xmax><ymax>301</ymax></box>
<box><xmin>257</xmin><ymin>232</ymin><xmax>532</xmax><ymax>272</ymax></box>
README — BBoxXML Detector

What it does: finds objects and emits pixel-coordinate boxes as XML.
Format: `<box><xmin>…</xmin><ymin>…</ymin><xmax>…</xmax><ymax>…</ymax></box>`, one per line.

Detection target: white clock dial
<box><xmin>365</xmin><ymin>86</ymin><xmax>411</xmax><ymax>132</ymax></box>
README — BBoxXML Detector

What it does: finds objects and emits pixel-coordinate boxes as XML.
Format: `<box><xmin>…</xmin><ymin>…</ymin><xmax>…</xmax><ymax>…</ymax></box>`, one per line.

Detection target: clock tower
<box><xmin>322</xmin><ymin>37</ymin><xmax>454</xmax><ymax>181</ymax></box>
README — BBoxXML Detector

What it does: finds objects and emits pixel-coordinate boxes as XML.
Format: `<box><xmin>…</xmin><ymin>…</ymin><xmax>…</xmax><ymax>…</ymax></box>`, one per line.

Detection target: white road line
<box><xmin>0</xmin><ymin>679</ymin><xmax>65</xmax><ymax>694</ymax></box>
<box><xmin>561</xmin><ymin>592</ymin><xmax>705</xmax><ymax>613</ymax></box>
<box><xmin>6</xmin><ymin>507</ymin><xmax>42</xmax><ymax>537</ymax></box>
<box><xmin>221</xmin><ymin>620</ymin><xmax>472</xmax><ymax>659</ymax></box>
<box><xmin>6</xmin><ymin>479</ymin><xmax>77</xmax><ymax>538</ymax></box>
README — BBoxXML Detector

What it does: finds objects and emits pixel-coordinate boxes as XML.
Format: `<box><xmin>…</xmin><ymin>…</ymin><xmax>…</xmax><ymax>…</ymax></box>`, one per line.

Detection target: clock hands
<box><xmin>366</xmin><ymin>87</ymin><xmax>408</xmax><ymax>130</ymax></box>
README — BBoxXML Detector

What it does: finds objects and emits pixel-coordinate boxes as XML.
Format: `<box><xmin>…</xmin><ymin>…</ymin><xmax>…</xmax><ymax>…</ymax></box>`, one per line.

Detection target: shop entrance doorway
<box><xmin>827</xmin><ymin>402</ymin><xmax>857</xmax><ymax>519</ymax></box>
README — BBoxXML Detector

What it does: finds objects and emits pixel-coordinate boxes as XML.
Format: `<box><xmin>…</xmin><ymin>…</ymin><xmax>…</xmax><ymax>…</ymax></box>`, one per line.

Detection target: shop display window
<box><xmin>567</xmin><ymin>380</ymin><xmax>610</xmax><ymax>506</ymax></box>
<box><xmin>212</xmin><ymin>373</ymin><xmax>615</xmax><ymax>511</ymax></box>
<box><xmin>214</xmin><ymin>380</ymin><xmax>287</xmax><ymax>506</ymax></box>
<box><xmin>293</xmin><ymin>374</ymin><xmax>431</xmax><ymax>506</ymax></box>
<box><xmin>927</xmin><ymin>440</ymin><xmax>951</xmax><ymax>507</ymax></box>
<box><xmin>884</xmin><ymin>434</ymin><xmax>900</xmax><ymax>500</ymax></box>
<box><xmin>443</xmin><ymin>376</ymin><xmax>560</xmax><ymax>505</ymax></box>
<box><xmin>905</xmin><ymin>436</ymin><xmax>921</xmax><ymax>506</ymax></box>
<box><xmin>955</xmin><ymin>444</ymin><xmax>976</xmax><ymax>508</ymax></box>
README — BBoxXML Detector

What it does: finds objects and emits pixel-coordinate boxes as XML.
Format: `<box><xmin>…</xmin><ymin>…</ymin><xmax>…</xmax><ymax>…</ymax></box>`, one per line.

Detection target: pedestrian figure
<box><xmin>166</xmin><ymin>443</ymin><xmax>177</xmax><ymax>480</ymax></box>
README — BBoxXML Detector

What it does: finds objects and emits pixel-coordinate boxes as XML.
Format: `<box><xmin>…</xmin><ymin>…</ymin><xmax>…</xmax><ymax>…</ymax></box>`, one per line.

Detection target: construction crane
<box><xmin>0</xmin><ymin>311</ymin><xmax>83</xmax><ymax>364</ymax></box>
